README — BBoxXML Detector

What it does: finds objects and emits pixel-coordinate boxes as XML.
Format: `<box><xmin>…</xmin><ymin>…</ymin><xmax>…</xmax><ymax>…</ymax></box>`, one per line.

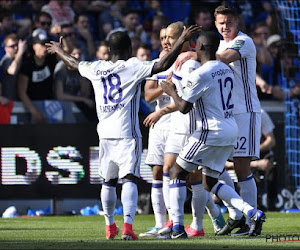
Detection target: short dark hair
<box><xmin>214</xmin><ymin>5</ymin><xmax>238</xmax><ymax>18</ymax></box>
<box><xmin>108</xmin><ymin>31</ymin><xmax>131</xmax><ymax>54</ymax></box>
<box><xmin>35</xmin><ymin>11</ymin><xmax>52</xmax><ymax>22</ymax></box>
<box><xmin>198</xmin><ymin>31</ymin><xmax>220</xmax><ymax>52</ymax></box>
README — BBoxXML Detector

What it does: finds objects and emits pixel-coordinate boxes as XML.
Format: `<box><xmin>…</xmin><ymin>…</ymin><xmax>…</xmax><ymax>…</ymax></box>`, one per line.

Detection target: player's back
<box><xmin>78</xmin><ymin>58</ymin><xmax>155</xmax><ymax>139</ymax></box>
<box><xmin>186</xmin><ymin>60</ymin><xmax>238</xmax><ymax>146</ymax></box>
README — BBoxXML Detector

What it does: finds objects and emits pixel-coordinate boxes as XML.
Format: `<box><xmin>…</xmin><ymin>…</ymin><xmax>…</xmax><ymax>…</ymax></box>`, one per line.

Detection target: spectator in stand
<box><xmin>106</xmin><ymin>8</ymin><xmax>148</xmax><ymax>44</ymax></box>
<box><xmin>0</xmin><ymin>10</ymin><xmax>31</xmax><ymax>60</ymax></box>
<box><xmin>0</xmin><ymin>80</ymin><xmax>13</xmax><ymax>124</ymax></box>
<box><xmin>96</xmin><ymin>41</ymin><xmax>110</xmax><ymax>61</ymax></box>
<box><xmin>0</xmin><ymin>33</ymin><xmax>27</xmax><ymax>101</ymax></box>
<box><xmin>42</xmin><ymin>0</ymin><xmax>75</xmax><ymax>36</ymax></box>
<box><xmin>136</xmin><ymin>44</ymin><xmax>152</xmax><ymax>61</ymax></box>
<box><xmin>42</xmin><ymin>0</ymin><xmax>75</xmax><ymax>26</ymax></box>
<box><xmin>12</xmin><ymin>0</ymin><xmax>44</xmax><ymax>21</ymax></box>
<box><xmin>251</xmin><ymin>22</ymin><xmax>273</xmax><ymax>68</ymax></box>
<box><xmin>190</xmin><ymin>7</ymin><xmax>215</xmax><ymax>32</ymax></box>
<box><xmin>130</xmin><ymin>35</ymin><xmax>141</xmax><ymax>58</ymax></box>
<box><xmin>151</xmin><ymin>15</ymin><xmax>170</xmax><ymax>34</ymax></box>
<box><xmin>54</xmin><ymin>45</ymin><xmax>97</xmax><ymax>122</ymax></box>
<box><xmin>59</xmin><ymin>23</ymin><xmax>77</xmax><ymax>54</ymax></box>
<box><xmin>33</xmin><ymin>11</ymin><xmax>58</xmax><ymax>42</ymax></box>
<box><xmin>17</xmin><ymin>29</ymin><xmax>57</xmax><ymax>124</ymax></box>
<box><xmin>98</xmin><ymin>0</ymin><xmax>128</xmax><ymax>41</ymax></box>
<box><xmin>74</xmin><ymin>13</ymin><xmax>96</xmax><ymax>60</ymax></box>
<box><xmin>71</xmin><ymin>0</ymin><xmax>108</xmax><ymax>44</ymax></box>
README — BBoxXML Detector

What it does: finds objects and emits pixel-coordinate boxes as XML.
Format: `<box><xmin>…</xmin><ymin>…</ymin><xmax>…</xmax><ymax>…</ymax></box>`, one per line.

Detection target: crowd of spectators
<box><xmin>0</xmin><ymin>0</ymin><xmax>299</xmax><ymax>125</ymax></box>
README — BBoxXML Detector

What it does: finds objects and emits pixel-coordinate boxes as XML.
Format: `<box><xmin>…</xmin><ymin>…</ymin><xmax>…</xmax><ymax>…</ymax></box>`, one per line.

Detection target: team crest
<box><xmin>232</xmin><ymin>40</ymin><xmax>245</xmax><ymax>50</ymax></box>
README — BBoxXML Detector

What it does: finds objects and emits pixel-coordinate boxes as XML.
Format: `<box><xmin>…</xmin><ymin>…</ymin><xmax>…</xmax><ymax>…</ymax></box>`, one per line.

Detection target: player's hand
<box><xmin>143</xmin><ymin>111</ymin><xmax>162</xmax><ymax>128</ymax></box>
<box><xmin>46</xmin><ymin>36</ymin><xmax>63</xmax><ymax>54</ymax></box>
<box><xmin>161</xmin><ymin>71</ymin><xmax>176</xmax><ymax>96</ymax></box>
<box><xmin>180</xmin><ymin>24</ymin><xmax>202</xmax><ymax>42</ymax></box>
<box><xmin>175</xmin><ymin>51</ymin><xmax>197</xmax><ymax>70</ymax></box>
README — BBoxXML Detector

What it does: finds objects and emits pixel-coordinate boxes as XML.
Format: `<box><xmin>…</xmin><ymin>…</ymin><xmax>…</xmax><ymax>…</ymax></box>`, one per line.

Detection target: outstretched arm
<box><xmin>161</xmin><ymin>72</ymin><xmax>193</xmax><ymax>114</ymax></box>
<box><xmin>152</xmin><ymin>25</ymin><xmax>201</xmax><ymax>74</ymax></box>
<box><xmin>46</xmin><ymin>37</ymin><xmax>80</xmax><ymax>71</ymax></box>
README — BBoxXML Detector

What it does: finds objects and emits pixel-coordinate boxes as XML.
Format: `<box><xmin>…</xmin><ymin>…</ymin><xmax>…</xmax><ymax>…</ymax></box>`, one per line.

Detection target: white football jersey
<box><xmin>146</xmin><ymin>66</ymin><xmax>173</xmax><ymax>130</ymax></box>
<box><xmin>217</xmin><ymin>31</ymin><xmax>261</xmax><ymax>114</ymax></box>
<box><xmin>182</xmin><ymin>60</ymin><xmax>238</xmax><ymax>146</ymax></box>
<box><xmin>78</xmin><ymin>58</ymin><xmax>155</xmax><ymax>139</ymax></box>
<box><xmin>171</xmin><ymin>59</ymin><xmax>200</xmax><ymax>134</ymax></box>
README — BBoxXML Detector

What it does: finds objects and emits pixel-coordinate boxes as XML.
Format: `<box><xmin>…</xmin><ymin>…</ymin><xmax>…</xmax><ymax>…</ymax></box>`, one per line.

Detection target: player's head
<box><xmin>160</xmin><ymin>28</ymin><xmax>168</xmax><ymax>51</ymax></box>
<box><xmin>108</xmin><ymin>31</ymin><xmax>132</xmax><ymax>59</ymax></box>
<box><xmin>165</xmin><ymin>21</ymin><xmax>188</xmax><ymax>51</ymax></box>
<box><xmin>214</xmin><ymin>5</ymin><xmax>239</xmax><ymax>41</ymax></box>
<box><xmin>196</xmin><ymin>31</ymin><xmax>220</xmax><ymax>60</ymax></box>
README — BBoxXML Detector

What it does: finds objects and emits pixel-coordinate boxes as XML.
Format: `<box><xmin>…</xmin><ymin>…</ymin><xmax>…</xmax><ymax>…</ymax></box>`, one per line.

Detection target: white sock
<box><xmin>163</xmin><ymin>173</ymin><xmax>172</xmax><ymax>220</ymax></box>
<box><xmin>190</xmin><ymin>181</ymin><xmax>207</xmax><ymax>230</ymax></box>
<box><xmin>211</xmin><ymin>182</ymin><xmax>253</xmax><ymax>215</ymax></box>
<box><xmin>169</xmin><ymin>179</ymin><xmax>186</xmax><ymax>227</ymax></box>
<box><xmin>206</xmin><ymin>193</ymin><xmax>220</xmax><ymax>218</ymax></box>
<box><xmin>238</xmin><ymin>174</ymin><xmax>257</xmax><ymax>224</ymax></box>
<box><xmin>151</xmin><ymin>180</ymin><xmax>166</xmax><ymax>228</ymax></box>
<box><xmin>121</xmin><ymin>181</ymin><xmax>138</xmax><ymax>224</ymax></box>
<box><xmin>219</xmin><ymin>170</ymin><xmax>243</xmax><ymax>220</ymax></box>
<box><xmin>101</xmin><ymin>184</ymin><xmax>116</xmax><ymax>225</ymax></box>
<box><xmin>238</xmin><ymin>174</ymin><xmax>257</xmax><ymax>208</ymax></box>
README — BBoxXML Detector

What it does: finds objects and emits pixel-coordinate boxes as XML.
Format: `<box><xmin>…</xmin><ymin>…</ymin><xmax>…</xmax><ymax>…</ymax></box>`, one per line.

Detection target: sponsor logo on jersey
<box><xmin>232</xmin><ymin>40</ymin><xmax>245</xmax><ymax>50</ymax></box>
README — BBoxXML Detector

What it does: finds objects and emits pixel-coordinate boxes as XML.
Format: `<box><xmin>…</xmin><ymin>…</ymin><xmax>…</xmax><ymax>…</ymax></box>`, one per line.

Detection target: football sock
<box><xmin>238</xmin><ymin>174</ymin><xmax>257</xmax><ymax>224</ymax></box>
<box><xmin>163</xmin><ymin>173</ymin><xmax>172</xmax><ymax>220</ymax></box>
<box><xmin>206</xmin><ymin>193</ymin><xmax>220</xmax><ymax>218</ymax></box>
<box><xmin>211</xmin><ymin>182</ymin><xmax>253</xmax><ymax>216</ymax></box>
<box><xmin>219</xmin><ymin>170</ymin><xmax>243</xmax><ymax>220</ymax></box>
<box><xmin>190</xmin><ymin>181</ymin><xmax>207</xmax><ymax>230</ymax></box>
<box><xmin>101</xmin><ymin>183</ymin><xmax>116</xmax><ymax>225</ymax></box>
<box><xmin>170</xmin><ymin>179</ymin><xmax>186</xmax><ymax>227</ymax></box>
<box><xmin>151</xmin><ymin>180</ymin><xmax>166</xmax><ymax>228</ymax></box>
<box><xmin>121</xmin><ymin>181</ymin><xmax>138</xmax><ymax>225</ymax></box>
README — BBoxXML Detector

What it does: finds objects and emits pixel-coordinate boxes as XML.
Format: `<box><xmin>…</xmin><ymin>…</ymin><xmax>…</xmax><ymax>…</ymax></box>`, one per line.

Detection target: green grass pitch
<box><xmin>0</xmin><ymin>212</ymin><xmax>300</xmax><ymax>249</ymax></box>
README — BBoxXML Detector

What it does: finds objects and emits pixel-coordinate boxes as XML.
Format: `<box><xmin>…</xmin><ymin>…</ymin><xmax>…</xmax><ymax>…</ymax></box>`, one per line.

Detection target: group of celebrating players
<box><xmin>46</xmin><ymin>4</ymin><xmax>266</xmax><ymax>241</ymax></box>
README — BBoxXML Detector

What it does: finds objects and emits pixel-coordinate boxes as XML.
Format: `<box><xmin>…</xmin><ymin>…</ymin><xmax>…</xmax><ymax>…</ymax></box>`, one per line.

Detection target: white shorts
<box><xmin>165</xmin><ymin>132</ymin><xmax>189</xmax><ymax>155</ymax></box>
<box><xmin>99</xmin><ymin>138</ymin><xmax>142</xmax><ymax>182</ymax></box>
<box><xmin>176</xmin><ymin>135</ymin><xmax>233</xmax><ymax>178</ymax></box>
<box><xmin>145</xmin><ymin>127</ymin><xmax>169</xmax><ymax>166</ymax></box>
<box><xmin>231</xmin><ymin>112</ymin><xmax>261</xmax><ymax>160</ymax></box>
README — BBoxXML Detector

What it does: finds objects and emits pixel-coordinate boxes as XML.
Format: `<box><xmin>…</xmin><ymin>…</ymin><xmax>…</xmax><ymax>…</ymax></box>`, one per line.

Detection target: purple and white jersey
<box><xmin>217</xmin><ymin>31</ymin><xmax>261</xmax><ymax>114</ymax></box>
<box><xmin>171</xmin><ymin>59</ymin><xmax>200</xmax><ymax>134</ymax></box>
<box><xmin>182</xmin><ymin>60</ymin><xmax>237</xmax><ymax>146</ymax></box>
<box><xmin>147</xmin><ymin>65</ymin><xmax>173</xmax><ymax>130</ymax></box>
<box><xmin>78</xmin><ymin>58</ymin><xmax>155</xmax><ymax>139</ymax></box>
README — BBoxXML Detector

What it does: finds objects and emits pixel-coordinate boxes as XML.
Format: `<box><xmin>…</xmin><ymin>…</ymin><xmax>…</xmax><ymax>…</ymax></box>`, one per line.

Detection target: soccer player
<box><xmin>161</xmin><ymin>30</ymin><xmax>266</xmax><ymax>239</ymax></box>
<box><xmin>46</xmin><ymin>25</ymin><xmax>200</xmax><ymax>240</ymax></box>
<box><xmin>144</xmin><ymin>22</ymin><xmax>225</xmax><ymax>237</ymax></box>
<box><xmin>139</xmin><ymin>27</ymin><xmax>172</xmax><ymax>238</ymax></box>
<box><xmin>175</xmin><ymin>5</ymin><xmax>262</xmax><ymax>235</ymax></box>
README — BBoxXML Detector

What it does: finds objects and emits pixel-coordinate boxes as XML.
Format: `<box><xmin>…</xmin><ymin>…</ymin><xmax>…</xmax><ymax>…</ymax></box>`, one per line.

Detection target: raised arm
<box><xmin>46</xmin><ymin>37</ymin><xmax>80</xmax><ymax>71</ymax></box>
<box><xmin>152</xmin><ymin>25</ymin><xmax>201</xmax><ymax>75</ymax></box>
